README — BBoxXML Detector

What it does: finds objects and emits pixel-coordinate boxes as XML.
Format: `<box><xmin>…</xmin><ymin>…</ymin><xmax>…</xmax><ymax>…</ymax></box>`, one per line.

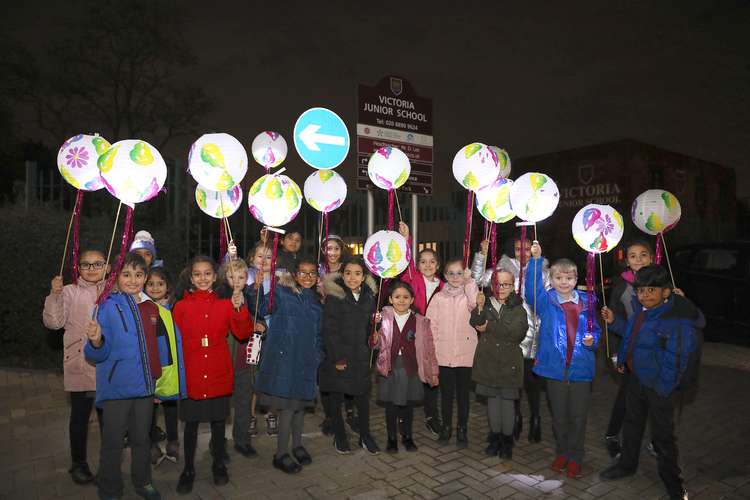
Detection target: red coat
<box><xmin>173</xmin><ymin>289</ymin><xmax>252</xmax><ymax>400</ymax></box>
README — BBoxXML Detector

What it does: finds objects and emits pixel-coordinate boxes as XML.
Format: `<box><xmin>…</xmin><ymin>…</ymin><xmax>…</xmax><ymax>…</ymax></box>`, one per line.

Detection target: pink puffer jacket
<box><xmin>425</xmin><ymin>280</ymin><xmax>479</xmax><ymax>368</ymax></box>
<box><xmin>43</xmin><ymin>278</ymin><xmax>101</xmax><ymax>392</ymax></box>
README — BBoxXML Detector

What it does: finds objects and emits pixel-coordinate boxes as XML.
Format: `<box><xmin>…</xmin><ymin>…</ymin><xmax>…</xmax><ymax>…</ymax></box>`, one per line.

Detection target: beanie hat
<box><xmin>130</xmin><ymin>230</ymin><xmax>157</xmax><ymax>260</ymax></box>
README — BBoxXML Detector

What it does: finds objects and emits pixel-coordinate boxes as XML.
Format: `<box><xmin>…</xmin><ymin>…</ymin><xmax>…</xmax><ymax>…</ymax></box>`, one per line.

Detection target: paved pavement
<box><xmin>1</xmin><ymin>342</ymin><xmax>749</xmax><ymax>500</ymax></box>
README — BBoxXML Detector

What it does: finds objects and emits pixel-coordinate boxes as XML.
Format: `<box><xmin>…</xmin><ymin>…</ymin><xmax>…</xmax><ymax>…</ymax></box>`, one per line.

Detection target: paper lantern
<box><xmin>631</xmin><ymin>189</ymin><xmax>682</xmax><ymax>235</ymax></box>
<box><xmin>195</xmin><ymin>184</ymin><xmax>243</xmax><ymax>219</ymax></box>
<box><xmin>475</xmin><ymin>177</ymin><xmax>515</xmax><ymax>223</ymax></box>
<box><xmin>509</xmin><ymin>172</ymin><xmax>560</xmax><ymax>222</ymax></box>
<box><xmin>247</xmin><ymin>174</ymin><xmax>302</xmax><ymax>227</ymax></box>
<box><xmin>367</xmin><ymin>146</ymin><xmax>411</xmax><ymax>190</ymax></box>
<box><xmin>572</xmin><ymin>204</ymin><xmax>624</xmax><ymax>254</ymax></box>
<box><xmin>251</xmin><ymin>131</ymin><xmax>287</xmax><ymax>169</ymax></box>
<box><xmin>489</xmin><ymin>146</ymin><xmax>512</xmax><ymax>179</ymax></box>
<box><xmin>188</xmin><ymin>133</ymin><xmax>247</xmax><ymax>191</ymax></box>
<box><xmin>363</xmin><ymin>230</ymin><xmax>411</xmax><ymax>279</ymax></box>
<box><xmin>98</xmin><ymin>140</ymin><xmax>167</xmax><ymax>207</ymax></box>
<box><xmin>303</xmin><ymin>170</ymin><xmax>347</xmax><ymax>213</ymax></box>
<box><xmin>451</xmin><ymin>143</ymin><xmax>500</xmax><ymax>192</ymax></box>
<box><xmin>57</xmin><ymin>134</ymin><xmax>111</xmax><ymax>191</ymax></box>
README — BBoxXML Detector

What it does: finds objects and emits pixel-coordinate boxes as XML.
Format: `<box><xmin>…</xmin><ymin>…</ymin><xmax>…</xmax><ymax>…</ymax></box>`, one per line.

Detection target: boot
<box><xmin>529</xmin><ymin>416</ymin><xmax>541</xmax><ymax>443</ymax></box>
<box><xmin>513</xmin><ymin>413</ymin><xmax>523</xmax><ymax>441</ymax></box>
<box><xmin>437</xmin><ymin>426</ymin><xmax>452</xmax><ymax>445</ymax></box>
<box><xmin>456</xmin><ymin>427</ymin><xmax>468</xmax><ymax>448</ymax></box>
<box><xmin>501</xmin><ymin>434</ymin><xmax>513</xmax><ymax>460</ymax></box>
<box><xmin>484</xmin><ymin>433</ymin><xmax>502</xmax><ymax>456</ymax></box>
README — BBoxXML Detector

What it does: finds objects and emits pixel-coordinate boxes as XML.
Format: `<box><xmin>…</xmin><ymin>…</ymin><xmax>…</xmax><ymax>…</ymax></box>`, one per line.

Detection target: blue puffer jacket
<box><xmin>525</xmin><ymin>257</ymin><xmax>600</xmax><ymax>382</ymax></box>
<box><xmin>250</xmin><ymin>275</ymin><xmax>323</xmax><ymax>402</ymax></box>
<box><xmin>84</xmin><ymin>292</ymin><xmax>157</xmax><ymax>406</ymax></box>
<box><xmin>613</xmin><ymin>295</ymin><xmax>698</xmax><ymax>397</ymax></box>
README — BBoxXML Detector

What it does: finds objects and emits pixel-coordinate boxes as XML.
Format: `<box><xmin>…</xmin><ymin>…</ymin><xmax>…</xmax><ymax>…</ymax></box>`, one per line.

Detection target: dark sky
<box><xmin>7</xmin><ymin>1</ymin><xmax>750</xmax><ymax>197</ymax></box>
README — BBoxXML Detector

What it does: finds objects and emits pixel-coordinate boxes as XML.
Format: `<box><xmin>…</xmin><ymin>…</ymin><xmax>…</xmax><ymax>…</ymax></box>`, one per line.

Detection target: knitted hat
<box><xmin>130</xmin><ymin>230</ymin><xmax>157</xmax><ymax>260</ymax></box>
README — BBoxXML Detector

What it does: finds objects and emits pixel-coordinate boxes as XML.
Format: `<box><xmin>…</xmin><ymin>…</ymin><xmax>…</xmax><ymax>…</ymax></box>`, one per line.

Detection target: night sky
<box><xmin>6</xmin><ymin>1</ymin><xmax>750</xmax><ymax>197</ymax></box>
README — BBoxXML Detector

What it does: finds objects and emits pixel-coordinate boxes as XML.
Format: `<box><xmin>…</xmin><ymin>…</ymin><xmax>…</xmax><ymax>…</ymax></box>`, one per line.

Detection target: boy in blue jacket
<box><xmin>599</xmin><ymin>265</ymin><xmax>696</xmax><ymax>500</ymax></box>
<box><xmin>526</xmin><ymin>242</ymin><xmax>600</xmax><ymax>478</ymax></box>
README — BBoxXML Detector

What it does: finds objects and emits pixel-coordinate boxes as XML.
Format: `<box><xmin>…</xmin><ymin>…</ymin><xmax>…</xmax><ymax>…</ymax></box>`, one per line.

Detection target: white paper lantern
<box><xmin>631</xmin><ymin>189</ymin><xmax>682</xmax><ymax>235</ymax></box>
<box><xmin>367</xmin><ymin>146</ymin><xmax>411</xmax><ymax>190</ymax></box>
<box><xmin>476</xmin><ymin>177</ymin><xmax>515</xmax><ymax>223</ymax></box>
<box><xmin>188</xmin><ymin>133</ymin><xmax>248</xmax><ymax>191</ymax></box>
<box><xmin>247</xmin><ymin>174</ymin><xmax>302</xmax><ymax>227</ymax></box>
<box><xmin>364</xmin><ymin>230</ymin><xmax>411</xmax><ymax>279</ymax></box>
<box><xmin>251</xmin><ymin>131</ymin><xmax>287</xmax><ymax>169</ymax></box>
<box><xmin>57</xmin><ymin>134</ymin><xmax>111</xmax><ymax>191</ymax></box>
<box><xmin>195</xmin><ymin>184</ymin><xmax>243</xmax><ymax>219</ymax></box>
<box><xmin>488</xmin><ymin>146</ymin><xmax>512</xmax><ymax>179</ymax></box>
<box><xmin>509</xmin><ymin>172</ymin><xmax>560</xmax><ymax>222</ymax></box>
<box><xmin>572</xmin><ymin>204</ymin><xmax>624</xmax><ymax>254</ymax></box>
<box><xmin>452</xmin><ymin>143</ymin><xmax>500</xmax><ymax>192</ymax></box>
<box><xmin>98</xmin><ymin>140</ymin><xmax>167</xmax><ymax>207</ymax></box>
<box><xmin>303</xmin><ymin>170</ymin><xmax>347</xmax><ymax>213</ymax></box>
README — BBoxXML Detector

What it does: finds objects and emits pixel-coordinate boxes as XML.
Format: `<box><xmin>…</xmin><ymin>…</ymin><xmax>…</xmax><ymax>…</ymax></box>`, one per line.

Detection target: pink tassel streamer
<box><xmin>655</xmin><ymin>232</ymin><xmax>664</xmax><ymax>265</ymax></box>
<box><xmin>219</xmin><ymin>221</ymin><xmax>228</xmax><ymax>262</ymax></box>
<box><xmin>97</xmin><ymin>207</ymin><xmax>134</xmax><ymax>305</ymax></box>
<box><xmin>463</xmin><ymin>191</ymin><xmax>473</xmax><ymax>267</ymax></box>
<box><xmin>387</xmin><ymin>190</ymin><xmax>395</xmax><ymax>231</ymax></box>
<box><xmin>70</xmin><ymin>190</ymin><xmax>84</xmax><ymax>281</ymax></box>
<box><xmin>586</xmin><ymin>252</ymin><xmax>596</xmax><ymax>335</ymax></box>
<box><xmin>490</xmin><ymin>223</ymin><xmax>498</xmax><ymax>269</ymax></box>
<box><xmin>268</xmin><ymin>233</ymin><xmax>280</xmax><ymax>313</ymax></box>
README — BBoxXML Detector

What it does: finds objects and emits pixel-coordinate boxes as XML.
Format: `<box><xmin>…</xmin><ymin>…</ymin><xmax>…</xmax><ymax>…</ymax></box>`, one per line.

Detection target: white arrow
<box><xmin>298</xmin><ymin>124</ymin><xmax>346</xmax><ymax>152</ymax></box>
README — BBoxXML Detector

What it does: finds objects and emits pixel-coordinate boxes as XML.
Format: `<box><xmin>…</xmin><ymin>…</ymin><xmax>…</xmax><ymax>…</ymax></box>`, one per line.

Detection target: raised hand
<box><xmin>475</xmin><ymin>321</ymin><xmax>488</xmax><ymax>333</ymax></box>
<box><xmin>600</xmin><ymin>306</ymin><xmax>615</xmax><ymax>324</ymax></box>
<box><xmin>582</xmin><ymin>334</ymin><xmax>594</xmax><ymax>347</ymax></box>
<box><xmin>476</xmin><ymin>292</ymin><xmax>486</xmax><ymax>309</ymax></box>
<box><xmin>228</xmin><ymin>242</ymin><xmax>237</xmax><ymax>259</ymax></box>
<box><xmin>398</xmin><ymin>221</ymin><xmax>409</xmax><ymax>240</ymax></box>
<box><xmin>530</xmin><ymin>241</ymin><xmax>542</xmax><ymax>258</ymax></box>
<box><xmin>231</xmin><ymin>290</ymin><xmax>243</xmax><ymax>309</ymax></box>
<box><xmin>479</xmin><ymin>239</ymin><xmax>489</xmax><ymax>256</ymax></box>
<box><xmin>86</xmin><ymin>320</ymin><xmax>102</xmax><ymax>347</ymax></box>
<box><xmin>51</xmin><ymin>276</ymin><xmax>64</xmax><ymax>295</ymax></box>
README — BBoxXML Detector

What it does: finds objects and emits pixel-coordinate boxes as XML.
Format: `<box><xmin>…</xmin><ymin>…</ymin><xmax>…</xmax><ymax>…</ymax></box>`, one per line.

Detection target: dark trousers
<box><xmin>183</xmin><ymin>420</ymin><xmax>226</xmax><ymax>470</ymax></box>
<box><xmin>69</xmin><ymin>391</ymin><xmax>102</xmax><ymax>464</ymax></box>
<box><xmin>98</xmin><ymin>397</ymin><xmax>153</xmax><ymax>498</ymax></box>
<box><xmin>150</xmin><ymin>400</ymin><xmax>178</xmax><ymax>443</ymax></box>
<box><xmin>385</xmin><ymin>403</ymin><xmax>414</xmax><ymax>438</ymax></box>
<box><xmin>439</xmin><ymin>366</ymin><xmax>472</xmax><ymax>429</ymax></box>
<box><xmin>620</xmin><ymin>375</ymin><xmax>684</xmax><ymax>498</ymax></box>
<box><xmin>232</xmin><ymin>369</ymin><xmax>254</xmax><ymax>447</ymax></box>
<box><xmin>330</xmin><ymin>392</ymin><xmax>370</xmax><ymax>440</ymax></box>
<box><xmin>523</xmin><ymin>358</ymin><xmax>542</xmax><ymax>417</ymax></box>
<box><xmin>606</xmin><ymin>371</ymin><xmax>630</xmax><ymax>437</ymax></box>
<box><xmin>546</xmin><ymin>379</ymin><xmax>591</xmax><ymax>463</ymax></box>
<box><xmin>422</xmin><ymin>383</ymin><xmax>439</xmax><ymax>420</ymax></box>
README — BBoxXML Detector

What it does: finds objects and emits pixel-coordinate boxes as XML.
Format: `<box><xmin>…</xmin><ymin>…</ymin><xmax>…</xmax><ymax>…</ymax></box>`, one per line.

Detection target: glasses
<box><xmin>297</xmin><ymin>271</ymin><xmax>318</xmax><ymax>278</ymax></box>
<box><xmin>79</xmin><ymin>262</ymin><xmax>105</xmax><ymax>270</ymax></box>
<box><xmin>446</xmin><ymin>271</ymin><xmax>464</xmax><ymax>277</ymax></box>
<box><xmin>496</xmin><ymin>283</ymin><xmax>514</xmax><ymax>289</ymax></box>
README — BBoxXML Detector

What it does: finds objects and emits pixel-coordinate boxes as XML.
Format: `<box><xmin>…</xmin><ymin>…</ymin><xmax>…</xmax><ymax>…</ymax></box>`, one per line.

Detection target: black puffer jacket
<box><xmin>318</xmin><ymin>272</ymin><xmax>378</xmax><ymax>395</ymax></box>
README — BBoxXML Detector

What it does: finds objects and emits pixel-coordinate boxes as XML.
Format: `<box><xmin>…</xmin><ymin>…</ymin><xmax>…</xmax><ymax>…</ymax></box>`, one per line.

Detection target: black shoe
<box><xmin>513</xmin><ymin>413</ymin><xmax>523</xmax><ymax>441</ymax></box>
<box><xmin>359</xmin><ymin>434</ymin><xmax>380</xmax><ymax>455</ymax></box>
<box><xmin>69</xmin><ymin>462</ymin><xmax>95</xmax><ymax>485</ymax></box>
<box><xmin>292</xmin><ymin>446</ymin><xmax>312</xmax><ymax>465</ymax></box>
<box><xmin>134</xmin><ymin>483</ymin><xmax>161</xmax><ymax>500</ymax></box>
<box><xmin>273</xmin><ymin>453</ymin><xmax>302</xmax><ymax>474</ymax></box>
<box><xmin>501</xmin><ymin>434</ymin><xmax>513</xmax><ymax>460</ymax></box>
<box><xmin>437</xmin><ymin>427</ymin><xmax>452</xmax><ymax>445</ymax></box>
<box><xmin>425</xmin><ymin>417</ymin><xmax>442</xmax><ymax>437</ymax></box>
<box><xmin>334</xmin><ymin>435</ymin><xmax>351</xmax><ymax>455</ymax></box>
<box><xmin>212</xmin><ymin>462</ymin><xmax>229</xmax><ymax>486</ymax></box>
<box><xmin>456</xmin><ymin>427</ymin><xmax>468</xmax><ymax>448</ymax></box>
<box><xmin>386</xmin><ymin>437</ymin><xmax>398</xmax><ymax>454</ymax></box>
<box><xmin>320</xmin><ymin>417</ymin><xmax>334</xmax><ymax>436</ymax></box>
<box><xmin>234</xmin><ymin>442</ymin><xmax>258</xmax><ymax>458</ymax></box>
<box><xmin>346</xmin><ymin>411</ymin><xmax>360</xmax><ymax>434</ymax></box>
<box><xmin>667</xmin><ymin>488</ymin><xmax>688</xmax><ymax>500</ymax></box>
<box><xmin>176</xmin><ymin>469</ymin><xmax>195</xmax><ymax>495</ymax></box>
<box><xmin>402</xmin><ymin>435</ymin><xmax>418</xmax><ymax>452</ymax></box>
<box><xmin>529</xmin><ymin>416</ymin><xmax>541</xmax><ymax>443</ymax></box>
<box><xmin>599</xmin><ymin>463</ymin><xmax>637</xmax><ymax>481</ymax></box>
<box><xmin>210</xmin><ymin>437</ymin><xmax>230</xmax><ymax>463</ymax></box>
<box><xmin>604</xmin><ymin>435</ymin><xmax>621</xmax><ymax>458</ymax></box>
<box><xmin>485</xmin><ymin>433</ymin><xmax>502</xmax><ymax>456</ymax></box>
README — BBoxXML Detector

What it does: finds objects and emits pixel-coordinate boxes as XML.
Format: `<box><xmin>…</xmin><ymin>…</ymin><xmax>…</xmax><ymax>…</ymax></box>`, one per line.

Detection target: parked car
<box><xmin>672</xmin><ymin>241</ymin><xmax>750</xmax><ymax>344</ymax></box>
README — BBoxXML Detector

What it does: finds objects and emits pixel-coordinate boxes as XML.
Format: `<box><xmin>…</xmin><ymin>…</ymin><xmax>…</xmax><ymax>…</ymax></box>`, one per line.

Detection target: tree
<box><xmin>11</xmin><ymin>0</ymin><xmax>210</xmax><ymax>149</ymax></box>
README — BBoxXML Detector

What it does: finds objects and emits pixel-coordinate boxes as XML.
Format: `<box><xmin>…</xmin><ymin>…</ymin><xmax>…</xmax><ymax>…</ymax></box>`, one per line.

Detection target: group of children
<box><xmin>43</xmin><ymin>224</ymin><xmax>699</xmax><ymax>500</ymax></box>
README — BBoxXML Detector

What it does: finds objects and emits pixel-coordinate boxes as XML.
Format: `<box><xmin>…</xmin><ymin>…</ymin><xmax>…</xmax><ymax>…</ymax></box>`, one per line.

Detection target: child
<box><xmin>250</xmin><ymin>257</ymin><xmax>324</xmax><ymax>473</ymax></box>
<box><xmin>83</xmin><ymin>252</ymin><xmax>164</xmax><ymax>500</ymax></box>
<box><xmin>397</xmin><ymin>222</ymin><xmax>444</xmax><ymax>436</ymax></box>
<box><xmin>172</xmin><ymin>256</ymin><xmax>252</xmax><ymax>494</ymax></box>
<box><xmin>426</xmin><ymin>259</ymin><xmax>478</xmax><ymax>447</ymax></box>
<box><xmin>43</xmin><ymin>249</ymin><xmax>106</xmax><ymax>485</ymax></box>
<box><xmin>318</xmin><ymin>234</ymin><xmax>348</xmax><ymax>277</ymax></box>
<box><xmin>319</xmin><ymin>257</ymin><xmax>380</xmax><ymax>454</ymax></box>
<box><xmin>130</xmin><ymin>230</ymin><xmax>163</xmax><ymax>268</ymax></box>
<box><xmin>599</xmin><ymin>265</ymin><xmax>698</xmax><ymax>500</ymax></box>
<box><xmin>470</xmin><ymin>268</ymin><xmax>528</xmax><ymax>459</ymax></box>
<box><xmin>526</xmin><ymin>241</ymin><xmax>600</xmax><ymax>478</ymax></box>
<box><xmin>371</xmin><ymin>281</ymin><xmax>439</xmax><ymax>454</ymax></box>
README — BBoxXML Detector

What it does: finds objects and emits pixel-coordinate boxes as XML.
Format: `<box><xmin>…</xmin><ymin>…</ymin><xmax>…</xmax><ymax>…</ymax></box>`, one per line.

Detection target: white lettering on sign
<box><xmin>559</xmin><ymin>183</ymin><xmax>622</xmax><ymax>208</ymax></box>
<box><xmin>363</xmin><ymin>103</ymin><xmax>394</xmax><ymax>115</ymax></box>
<box><xmin>378</xmin><ymin>96</ymin><xmax>416</xmax><ymax>109</ymax></box>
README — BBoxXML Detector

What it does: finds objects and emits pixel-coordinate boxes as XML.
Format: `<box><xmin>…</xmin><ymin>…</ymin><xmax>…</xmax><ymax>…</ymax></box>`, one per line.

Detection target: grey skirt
<box><xmin>377</xmin><ymin>356</ymin><xmax>424</xmax><ymax>406</ymax></box>
<box><xmin>476</xmin><ymin>384</ymin><xmax>519</xmax><ymax>399</ymax></box>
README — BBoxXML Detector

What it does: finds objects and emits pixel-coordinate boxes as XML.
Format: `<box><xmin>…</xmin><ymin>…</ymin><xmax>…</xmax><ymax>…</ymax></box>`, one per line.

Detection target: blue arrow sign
<box><xmin>293</xmin><ymin>107</ymin><xmax>350</xmax><ymax>169</ymax></box>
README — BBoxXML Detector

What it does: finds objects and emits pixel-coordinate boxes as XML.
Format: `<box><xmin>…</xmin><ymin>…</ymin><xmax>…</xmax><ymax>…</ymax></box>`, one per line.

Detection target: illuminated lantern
<box><xmin>303</xmin><ymin>170</ymin><xmax>347</xmax><ymax>213</ymax></box>
<box><xmin>251</xmin><ymin>131</ymin><xmax>287</xmax><ymax>169</ymax></box>
<box><xmin>475</xmin><ymin>177</ymin><xmax>515</xmax><ymax>223</ymax></box>
<box><xmin>188</xmin><ymin>133</ymin><xmax>247</xmax><ymax>191</ymax></box>
<box><xmin>572</xmin><ymin>204</ymin><xmax>624</xmax><ymax>254</ymax></box>
<box><xmin>195</xmin><ymin>184</ymin><xmax>243</xmax><ymax>219</ymax></box>
<box><xmin>98</xmin><ymin>139</ymin><xmax>167</xmax><ymax>207</ymax></box>
<box><xmin>57</xmin><ymin>134</ymin><xmax>111</xmax><ymax>191</ymax></box>
<box><xmin>367</xmin><ymin>146</ymin><xmax>411</xmax><ymax>190</ymax></box>
<box><xmin>631</xmin><ymin>189</ymin><xmax>682</xmax><ymax>235</ymax></box>
<box><xmin>247</xmin><ymin>174</ymin><xmax>302</xmax><ymax>227</ymax></box>
<box><xmin>451</xmin><ymin>143</ymin><xmax>500</xmax><ymax>192</ymax></box>
<box><xmin>509</xmin><ymin>172</ymin><xmax>560</xmax><ymax>222</ymax></box>
<box><xmin>489</xmin><ymin>146</ymin><xmax>512</xmax><ymax>179</ymax></box>
<box><xmin>363</xmin><ymin>230</ymin><xmax>411</xmax><ymax>279</ymax></box>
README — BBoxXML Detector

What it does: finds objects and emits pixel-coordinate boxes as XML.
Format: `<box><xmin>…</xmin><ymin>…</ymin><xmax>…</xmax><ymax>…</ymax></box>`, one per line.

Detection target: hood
<box><xmin>322</xmin><ymin>271</ymin><xmax>378</xmax><ymax>300</ymax></box>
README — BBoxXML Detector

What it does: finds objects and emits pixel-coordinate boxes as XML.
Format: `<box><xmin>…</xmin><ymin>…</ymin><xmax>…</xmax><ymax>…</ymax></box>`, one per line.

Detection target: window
<box><xmin>673</xmin><ymin>250</ymin><xmax>694</xmax><ymax>268</ymax></box>
<box><xmin>692</xmin><ymin>249</ymin><xmax>738</xmax><ymax>272</ymax></box>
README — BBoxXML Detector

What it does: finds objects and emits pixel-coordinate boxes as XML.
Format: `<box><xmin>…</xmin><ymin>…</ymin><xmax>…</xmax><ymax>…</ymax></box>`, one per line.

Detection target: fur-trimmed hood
<box><xmin>322</xmin><ymin>271</ymin><xmax>378</xmax><ymax>300</ymax></box>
